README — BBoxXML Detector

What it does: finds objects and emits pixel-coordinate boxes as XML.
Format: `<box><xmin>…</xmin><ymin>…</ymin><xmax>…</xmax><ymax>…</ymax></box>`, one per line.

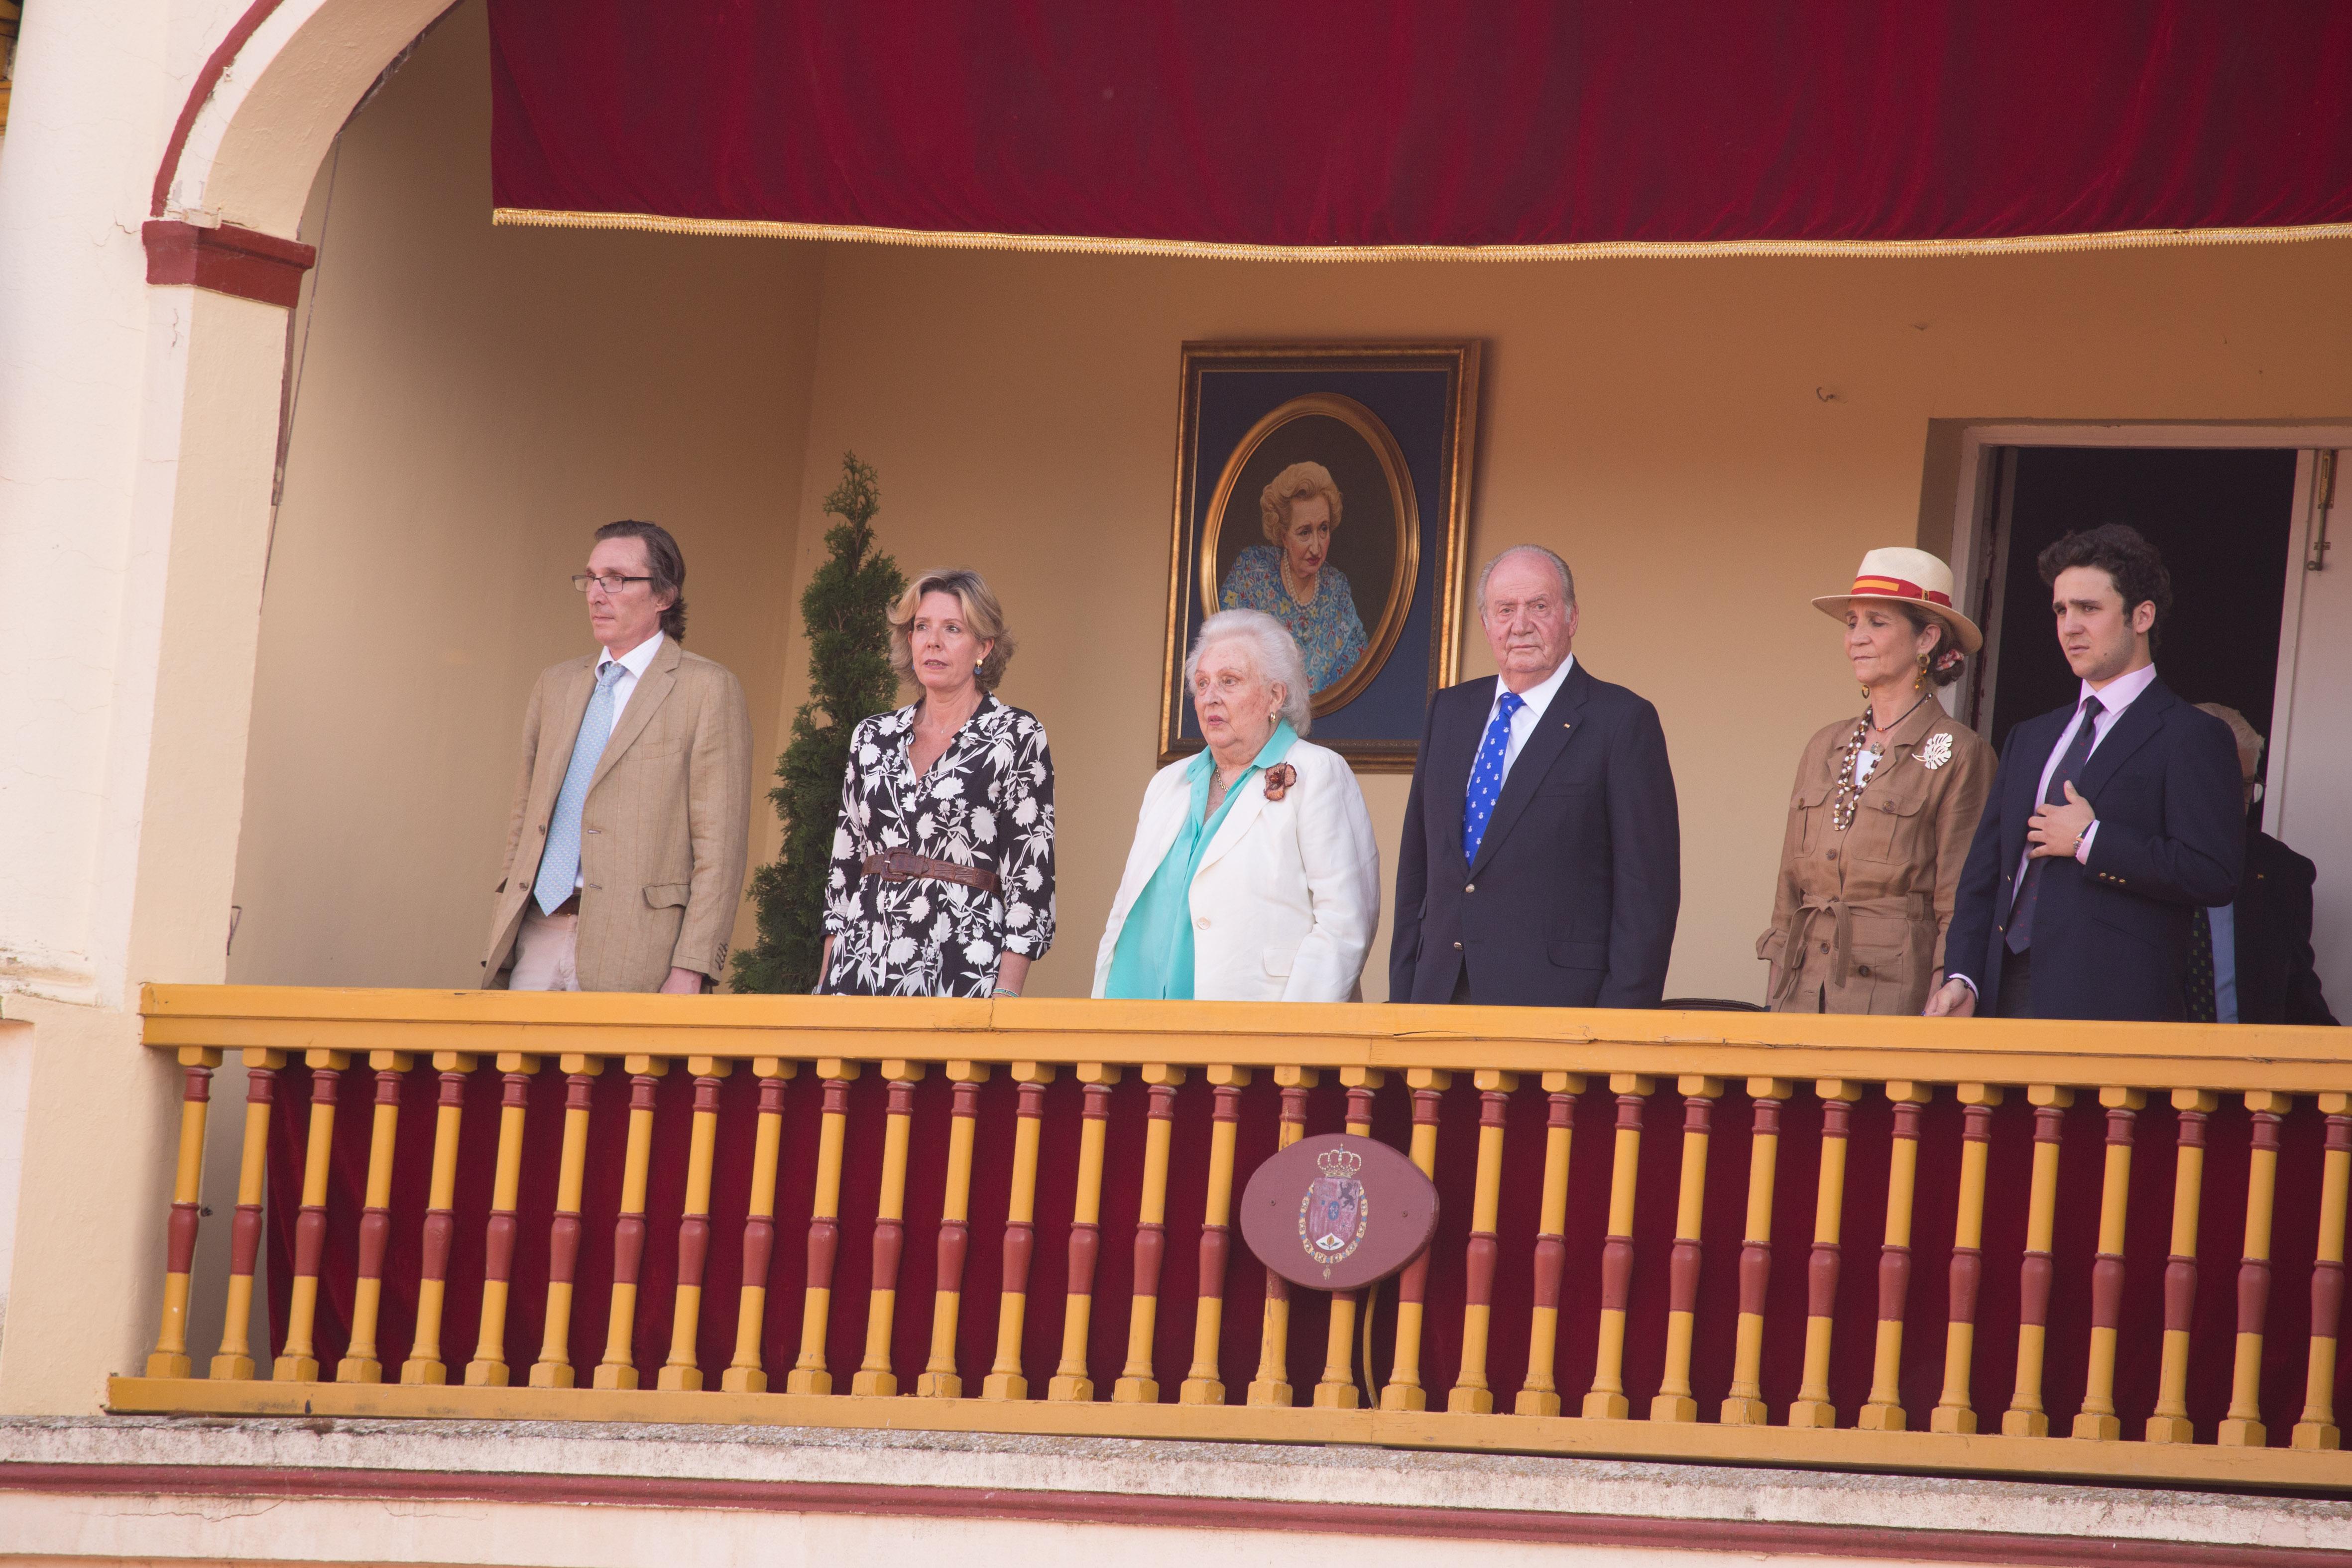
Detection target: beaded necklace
<box><xmin>1829</xmin><ymin>693</ymin><xmax>1936</xmax><ymax>833</ymax></box>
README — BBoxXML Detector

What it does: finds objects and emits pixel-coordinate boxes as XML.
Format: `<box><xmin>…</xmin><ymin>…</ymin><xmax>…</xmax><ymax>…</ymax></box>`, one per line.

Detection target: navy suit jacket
<box><xmin>1391</xmin><ymin>662</ymin><xmax>1680</xmax><ymax>1007</ymax></box>
<box><xmin>1945</xmin><ymin>676</ymin><xmax>2242</xmax><ymax>1021</ymax></box>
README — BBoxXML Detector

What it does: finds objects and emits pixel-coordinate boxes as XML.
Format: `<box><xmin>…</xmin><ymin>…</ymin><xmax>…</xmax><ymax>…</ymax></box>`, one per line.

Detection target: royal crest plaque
<box><xmin>1238</xmin><ymin>1132</ymin><xmax>1439</xmax><ymax>1292</ymax></box>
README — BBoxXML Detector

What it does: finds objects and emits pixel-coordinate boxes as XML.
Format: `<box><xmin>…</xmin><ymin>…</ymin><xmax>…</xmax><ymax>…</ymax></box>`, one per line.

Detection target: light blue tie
<box><xmin>535</xmin><ymin>661</ymin><xmax>629</xmax><ymax>915</ymax></box>
<box><xmin>1462</xmin><ymin>689</ymin><xmax>1525</xmax><ymax>866</ymax></box>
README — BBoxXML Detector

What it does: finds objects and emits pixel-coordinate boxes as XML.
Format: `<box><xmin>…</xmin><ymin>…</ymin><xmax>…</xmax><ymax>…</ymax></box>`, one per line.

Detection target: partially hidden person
<box><xmin>1218</xmin><ymin>461</ymin><xmax>1369</xmax><ymax>694</ymax></box>
<box><xmin>1932</xmin><ymin>524</ymin><xmax>2242</xmax><ymax>1020</ymax></box>
<box><xmin>820</xmin><ymin>568</ymin><xmax>1055</xmax><ymax>997</ymax></box>
<box><xmin>1760</xmin><ymin>548</ymin><xmax>1994</xmax><ymax>1012</ymax></box>
<box><xmin>485</xmin><ymin>520</ymin><xmax>752</xmax><ymax>993</ymax></box>
<box><xmin>1391</xmin><ymin>545</ymin><xmax>1680</xmax><ymax>1007</ymax></box>
<box><xmin>2188</xmin><ymin>704</ymin><xmax>2337</xmax><ymax>1025</ymax></box>
<box><xmin>1096</xmin><ymin>609</ymin><xmax>1379</xmax><ymax>1001</ymax></box>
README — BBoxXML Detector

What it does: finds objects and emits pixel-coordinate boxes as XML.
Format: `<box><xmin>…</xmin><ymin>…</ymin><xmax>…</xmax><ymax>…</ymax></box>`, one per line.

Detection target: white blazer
<box><xmin>1093</xmin><ymin>737</ymin><xmax>1380</xmax><ymax>1002</ymax></box>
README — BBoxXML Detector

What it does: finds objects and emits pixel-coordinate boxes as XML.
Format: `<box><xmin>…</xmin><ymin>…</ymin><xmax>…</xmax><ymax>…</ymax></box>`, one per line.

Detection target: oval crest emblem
<box><xmin>1239</xmin><ymin>1133</ymin><xmax>1439</xmax><ymax>1292</ymax></box>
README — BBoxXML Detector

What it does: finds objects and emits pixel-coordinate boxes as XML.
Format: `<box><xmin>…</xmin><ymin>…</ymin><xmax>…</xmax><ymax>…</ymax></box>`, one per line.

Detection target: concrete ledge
<box><xmin>2</xmin><ymin>1416</ymin><xmax>2351</xmax><ymax>1565</ymax></box>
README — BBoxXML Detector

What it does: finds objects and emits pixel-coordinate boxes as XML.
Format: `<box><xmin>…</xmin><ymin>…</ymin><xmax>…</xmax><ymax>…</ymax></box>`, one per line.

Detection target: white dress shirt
<box><xmin>1472</xmin><ymin>654</ymin><xmax>1577</xmax><ymax>790</ymax></box>
<box><xmin>595</xmin><ymin>630</ymin><xmax>665</xmax><ymax>724</ymax></box>
<box><xmin>570</xmin><ymin>631</ymin><xmax>665</xmax><ymax>888</ymax></box>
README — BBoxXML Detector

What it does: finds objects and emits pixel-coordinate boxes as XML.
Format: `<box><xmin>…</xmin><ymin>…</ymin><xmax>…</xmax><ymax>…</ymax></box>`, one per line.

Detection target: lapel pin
<box><xmin>1262</xmin><ymin>762</ymin><xmax>1297</xmax><ymax>801</ymax></box>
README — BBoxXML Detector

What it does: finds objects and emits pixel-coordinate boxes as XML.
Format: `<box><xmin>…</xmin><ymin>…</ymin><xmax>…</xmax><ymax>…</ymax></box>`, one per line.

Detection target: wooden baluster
<box><xmin>1383</xmin><ymin>1067</ymin><xmax>1454</xmax><ymax>1411</ymax></box>
<box><xmin>2146</xmin><ymin>1089</ymin><xmax>2219</xmax><ymax>1442</ymax></box>
<box><xmin>398</xmin><ymin>1051</ymin><xmax>474</xmax><ymax>1385</ymax></box>
<box><xmin>1653</xmin><ymin>1076</ymin><xmax>1724</xmax><ymax>1422</ymax></box>
<box><xmin>1446</xmin><ymin>1070</ymin><xmax>1514</xmax><ymax>1413</ymax></box>
<box><xmin>659</xmin><ymin>1056</ymin><xmax>735</xmax><ymax>1391</ymax></box>
<box><xmin>788</xmin><ymin>1059</ymin><xmax>860</xmax><ymax>1395</ymax></box>
<box><xmin>1180</xmin><ymin>1066</ymin><xmax>1251</xmax><ymax>1405</ymax></box>
<box><xmin>2221</xmin><ymin>1089</ymin><xmax>2291</xmax><ymax>1446</ymax></box>
<box><xmin>1583</xmin><ymin>1073</ymin><xmax>1654</xmax><ymax>1419</ymax></box>
<box><xmin>1247</xmin><ymin>1066</ymin><xmax>1318</xmax><ymax>1407</ymax></box>
<box><xmin>1115</xmin><ymin>1065</ymin><xmax>1186</xmax><ymax>1403</ymax></box>
<box><xmin>1315</xmin><ymin>1067</ymin><xmax>1384</xmax><ymax>1409</ymax></box>
<box><xmin>1788</xmin><ymin>1079</ymin><xmax>1862</xmax><ymax>1428</ymax></box>
<box><xmin>212</xmin><ymin>1049</ymin><xmax>287</xmax><ymax>1380</ymax></box>
<box><xmin>982</xmin><ymin>1063</ymin><xmax>1055</xmax><ymax>1401</ymax></box>
<box><xmin>1721</xmin><ymin>1078</ymin><xmax>1791</xmax><ymax>1426</ymax></box>
<box><xmin>852</xmin><ymin>1060</ymin><xmax>926</xmax><ymax>1396</ymax></box>
<box><xmin>145</xmin><ymin>1047</ymin><xmax>222</xmax><ymax>1379</ymax></box>
<box><xmin>2294</xmin><ymin>1093</ymin><xmax>2352</xmax><ymax>1449</ymax></box>
<box><xmin>525</xmin><ymin>1055</ymin><xmax>603</xmax><ymax>1388</ymax></box>
<box><xmin>918</xmin><ymin>1062</ymin><xmax>990</xmax><ymax>1398</ymax></box>
<box><xmin>2002</xmin><ymin>1084</ymin><xmax>2074</xmax><ymax>1435</ymax></box>
<box><xmin>1930</xmin><ymin>1084</ymin><xmax>2001</xmax><ymax>1433</ymax></box>
<box><xmin>1517</xmin><ymin>1071</ymin><xmax>1584</xmax><ymax>1418</ymax></box>
<box><xmin>721</xmin><ymin>1057</ymin><xmax>797</xmax><ymax>1393</ymax></box>
<box><xmin>1859</xmin><ymin>1081</ymin><xmax>1934</xmax><ymax>1431</ymax></box>
<box><xmin>276</xmin><ymin>1048</ymin><xmax>352</xmax><ymax>1381</ymax></box>
<box><xmin>590</xmin><ymin>1055</ymin><xmax>670</xmax><ymax>1390</ymax></box>
<box><xmin>464</xmin><ymin>1051</ymin><xmax>539</xmax><ymax>1387</ymax></box>
<box><xmin>2073</xmin><ymin>1086</ymin><xmax>2145</xmax><ymax>1440</ymax></box>
<box><xmin>337</xmin><ymin>1050</ymin><xmax>414</xmax><ymax>1383</ymax></box>
<box><xmin>1049</xmin><ymin>1063</ymin><xmax>1123</xmax><ymax>1401</ymax></box>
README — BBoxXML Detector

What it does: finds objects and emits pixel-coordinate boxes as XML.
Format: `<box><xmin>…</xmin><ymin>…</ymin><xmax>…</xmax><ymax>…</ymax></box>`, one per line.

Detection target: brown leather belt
<box><xmin>862</xmin><ymin>850</ymin><xmax>999</xmax><ymax>895</ymax></box>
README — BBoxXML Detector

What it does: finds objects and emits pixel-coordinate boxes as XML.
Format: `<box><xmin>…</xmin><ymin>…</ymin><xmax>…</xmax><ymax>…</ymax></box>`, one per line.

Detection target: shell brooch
<box><xmin>1919</xmin><ymin>732</ymin><xmax>1955</xmax><ymax>771</ymax></box>
<box><xmin>1262</xmin><ymin>763</ymin><xmax>1298</xmax><ymax>801</ymax></box>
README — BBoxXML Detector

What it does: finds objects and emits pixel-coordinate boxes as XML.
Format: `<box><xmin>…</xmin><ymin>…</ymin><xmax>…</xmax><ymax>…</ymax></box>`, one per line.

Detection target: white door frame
<box><xmin>1947</xmin><ymin>422</ymin><xmax>2352</xmax><ymax>825</ymax></box>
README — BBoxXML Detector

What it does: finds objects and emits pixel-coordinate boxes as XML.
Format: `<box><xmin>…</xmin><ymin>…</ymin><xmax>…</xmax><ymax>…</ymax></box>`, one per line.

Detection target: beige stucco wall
<box><xmin>223</xmin><ymin>8</ymin><xmax>2352</xmax><ymax>1005</ymax></box>
<box><xmin>226</xmin><ymin>3</ymin><xmax>823</xmax><ymax>990</ymax></box>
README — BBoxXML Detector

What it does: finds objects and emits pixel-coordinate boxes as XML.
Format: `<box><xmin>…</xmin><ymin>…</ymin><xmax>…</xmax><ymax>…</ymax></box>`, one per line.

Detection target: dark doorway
<box><xmin>1982</xmin><ymin>447</ymin><xmax>2298</xmax><ymax>751</ymax></box>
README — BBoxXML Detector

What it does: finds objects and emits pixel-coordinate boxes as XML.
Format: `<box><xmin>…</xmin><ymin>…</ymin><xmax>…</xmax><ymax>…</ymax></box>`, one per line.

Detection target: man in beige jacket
<box><xmin>484</xmin><ymin>520</ymin><xmax>752</xmax><ymax>993</ymax></box>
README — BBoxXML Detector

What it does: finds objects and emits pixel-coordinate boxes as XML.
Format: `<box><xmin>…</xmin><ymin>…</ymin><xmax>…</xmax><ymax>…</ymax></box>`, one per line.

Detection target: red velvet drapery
<box><xmin>487</xmin><ymin>1</ymin><xmax>2352</xmax><ymax>251</ymax></box>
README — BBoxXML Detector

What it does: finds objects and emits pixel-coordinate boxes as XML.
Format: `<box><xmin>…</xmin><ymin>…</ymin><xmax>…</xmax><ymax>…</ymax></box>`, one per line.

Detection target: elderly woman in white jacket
<box><xmin>1095</xmin><ymin>610</ymin><xmax>1380</xmax><ymax>1002</ymax></box>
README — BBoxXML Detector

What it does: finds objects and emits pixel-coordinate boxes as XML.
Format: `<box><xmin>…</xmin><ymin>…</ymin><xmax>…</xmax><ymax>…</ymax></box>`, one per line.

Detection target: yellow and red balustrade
<box><xmin>120</xmin><ymin>986</ymin><xmax>2352</xmax><ymax>1489</ymax></box>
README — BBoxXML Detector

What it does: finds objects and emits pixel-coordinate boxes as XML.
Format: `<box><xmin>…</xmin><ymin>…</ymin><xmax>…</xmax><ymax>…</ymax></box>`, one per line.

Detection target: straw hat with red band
<box><xmin>1811</xmin><ymin>547</ymin><xmax>1982</xmax><ymax>654</ymax></box>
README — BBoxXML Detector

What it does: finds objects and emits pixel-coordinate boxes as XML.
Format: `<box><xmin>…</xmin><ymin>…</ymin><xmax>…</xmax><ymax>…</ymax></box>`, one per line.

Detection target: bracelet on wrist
<box><xmin>991</xmin><ymin>986</ymin><xmax>1020</xmax><ymax>998</ymax></box>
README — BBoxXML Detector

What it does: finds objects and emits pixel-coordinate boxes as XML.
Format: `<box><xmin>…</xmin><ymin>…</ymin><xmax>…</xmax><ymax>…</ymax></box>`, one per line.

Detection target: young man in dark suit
<box><xmin>1931</xmin><ymin>525</ymin><xmax>2241</xmax><ymax>1021</ymax></box>
<box><xmin>1391</xmin><ymin>545</ymin><xmax>1680</xmax><ymax>1007</ymax></box>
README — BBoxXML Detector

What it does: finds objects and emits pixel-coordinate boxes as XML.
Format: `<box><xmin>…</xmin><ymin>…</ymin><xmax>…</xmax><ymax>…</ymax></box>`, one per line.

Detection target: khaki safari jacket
<box><xmin>1759</xmin><ymin>701</ymin><xmax>1993</xmax><ymax>1014</ymax></box>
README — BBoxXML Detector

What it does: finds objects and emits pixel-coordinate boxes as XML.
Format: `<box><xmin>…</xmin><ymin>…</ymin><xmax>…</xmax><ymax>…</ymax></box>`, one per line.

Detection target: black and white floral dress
<box><xmin>821</xmin><ymin>695</ymin><xmax>1057</xmax><ymax>996</ymax></box>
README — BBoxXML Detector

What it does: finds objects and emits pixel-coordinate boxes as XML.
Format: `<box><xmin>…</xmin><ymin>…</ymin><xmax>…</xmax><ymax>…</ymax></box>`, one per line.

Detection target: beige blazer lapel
<box><xmin>532</xmin><ymin>658</ymin><xmax>599</xmax><ymax>825</ymax></box>
<box><xmin>587</xmin><ymin>637</ymin><xmax>681</xmax><ymax>798</ymax></box>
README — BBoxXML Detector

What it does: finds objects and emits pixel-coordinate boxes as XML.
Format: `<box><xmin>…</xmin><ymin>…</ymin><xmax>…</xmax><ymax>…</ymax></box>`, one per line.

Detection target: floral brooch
<box><xmin>1262</xmin><ymin>762</ymin><xmax>1298</xmax><ymax>801</ymax></box>
<box><xmin>1919</xmin><ymin>732</ymin><xmax>1955</xmax><ymax>771</ymax></box>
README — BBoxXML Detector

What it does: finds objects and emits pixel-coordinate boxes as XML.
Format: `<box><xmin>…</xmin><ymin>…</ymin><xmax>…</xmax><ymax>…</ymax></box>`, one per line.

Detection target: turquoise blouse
<box><xmin>1103</xmin><ymin>721</ymin><xmax>1300</xmax><ymax>999</ymax></box>
<box><xmin>1218</xmin><ymin>545</ymin><xmax>1369</xmax><ymax>693</ymax></box>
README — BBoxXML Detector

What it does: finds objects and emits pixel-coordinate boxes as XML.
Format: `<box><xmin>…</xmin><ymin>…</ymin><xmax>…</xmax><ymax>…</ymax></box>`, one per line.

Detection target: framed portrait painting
<box><xmin>1160</xmin><ymin>342</ymin><xmax>1481</xmax><ymax>771</ymax></box>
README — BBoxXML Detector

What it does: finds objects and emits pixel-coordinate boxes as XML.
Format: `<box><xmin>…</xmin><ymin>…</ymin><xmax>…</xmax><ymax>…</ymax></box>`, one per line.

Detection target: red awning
<box><xmin>488</xmin><ymin>1</ymin><xmax>2352</xmax><ymax>258</ymax></box>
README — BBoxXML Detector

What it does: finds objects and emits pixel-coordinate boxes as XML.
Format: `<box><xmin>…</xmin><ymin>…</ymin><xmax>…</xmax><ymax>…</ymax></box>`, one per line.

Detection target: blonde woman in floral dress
<box><xmin>1759</xmin><ymin>549</ymin><xmax>1994</xmax><ymax>1014</ymax></box>
<box><xmin>819</xmin><ymin>569</ymin><xmax>1055</xmax><ymax>997</ymax></box>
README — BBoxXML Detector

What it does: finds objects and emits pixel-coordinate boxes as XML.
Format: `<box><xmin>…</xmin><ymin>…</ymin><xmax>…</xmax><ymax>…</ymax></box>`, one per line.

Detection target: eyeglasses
<box><xmin>572</xmin><ymin>573</ymin><xmax>653</xmax><ymax>595</ymax></box>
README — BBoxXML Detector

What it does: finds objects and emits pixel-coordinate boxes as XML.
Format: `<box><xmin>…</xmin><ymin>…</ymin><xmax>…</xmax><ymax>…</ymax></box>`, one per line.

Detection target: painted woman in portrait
<box><xmin>1218</xmin><ymin>461</ymin><xmax>1368</xmax><ymax>694</ymax></box>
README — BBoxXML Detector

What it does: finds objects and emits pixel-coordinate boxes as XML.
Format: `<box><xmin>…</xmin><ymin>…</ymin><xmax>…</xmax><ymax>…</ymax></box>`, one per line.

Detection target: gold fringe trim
<box><xmin>493</xmin><ymin>206</ymin><xmax>2352</xmax><ymax>261</ymax></box>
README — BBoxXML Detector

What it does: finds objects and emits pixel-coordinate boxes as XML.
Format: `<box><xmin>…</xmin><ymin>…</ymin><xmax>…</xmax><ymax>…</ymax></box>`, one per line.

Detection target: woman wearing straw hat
<box><xmin>1758</xmin><ymin>549</ymin><xmax>1995</xmax><ymax>1014</ymax></box>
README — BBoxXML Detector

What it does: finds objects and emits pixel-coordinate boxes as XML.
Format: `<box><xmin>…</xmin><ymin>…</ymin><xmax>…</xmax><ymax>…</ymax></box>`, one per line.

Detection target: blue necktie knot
<box><xmin>1461</xmin><ymin>690</ymin><xmax>1527</xmax><ymax>867</ymax></box>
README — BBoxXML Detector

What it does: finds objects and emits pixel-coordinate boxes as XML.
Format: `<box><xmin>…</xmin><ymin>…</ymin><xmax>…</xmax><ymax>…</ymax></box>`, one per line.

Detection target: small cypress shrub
<box><xmin>733</xmin><ymin>453</ymin><xmax>904</xmax><ymax>993</ymax></box>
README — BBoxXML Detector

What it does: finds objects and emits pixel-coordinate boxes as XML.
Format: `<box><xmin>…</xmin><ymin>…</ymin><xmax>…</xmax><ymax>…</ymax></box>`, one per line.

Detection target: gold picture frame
<box><xmin>1161</xmin><ymin>342</ymin><xmax>1481</xmax><ymax>771</ymax></box>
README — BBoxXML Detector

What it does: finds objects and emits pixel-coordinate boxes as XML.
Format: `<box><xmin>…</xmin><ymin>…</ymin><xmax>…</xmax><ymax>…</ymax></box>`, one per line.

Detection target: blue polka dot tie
<box><xmin>1462</xmin><ymin>689</ymin><xmax>1525</xmax><ymax>867</ymax></box>
<box><xmin>535</xmin><ymin>660</ymin><xmax>629</xmax><ymax>915</ymax></box>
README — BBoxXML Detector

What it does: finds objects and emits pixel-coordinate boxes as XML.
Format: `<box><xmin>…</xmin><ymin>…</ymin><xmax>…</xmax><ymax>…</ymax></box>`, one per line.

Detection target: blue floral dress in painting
<box><xmin>821</xmin><ymin>695</ymin><xmax>1057</xmax><ymax>997</ymax></box>
<box><xmin>1218</xmin><ymin>544</ymin><xmax>1369</xmax><ymax>693</ymax></box>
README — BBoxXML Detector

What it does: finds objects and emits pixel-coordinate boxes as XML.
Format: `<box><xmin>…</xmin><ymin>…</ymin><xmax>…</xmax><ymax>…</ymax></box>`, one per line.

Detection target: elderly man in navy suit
<box><xmin>1391</xmin><ymin>545</ymin><xmax>1680</xmax><ymax>1007</ymax></box>
<box><xmin>1931</xmin><ymin>524</ymin><xmax>2241</xmax><ymax>1021</ymax></box>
